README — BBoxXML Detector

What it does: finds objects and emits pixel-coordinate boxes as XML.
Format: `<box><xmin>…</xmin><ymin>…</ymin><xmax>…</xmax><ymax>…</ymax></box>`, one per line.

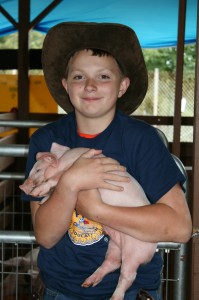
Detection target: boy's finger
<box><xmin>100</xmin><ymin>182</ymin><xmax>124</xmax><ymax>191</ymax></box>
<box><xmin>102</xmin><ymin>164</ymin><xmax>127</xmax><ymax>173</ymax></box>
<box><xmin>81</xmin><ymin>149</ymin><xmax>102</xmax><ymax>158</ymax></box>
<box><xmin>104</xmin><ymin>173</ymin><xmax>130</xmax><ymax>182</ymax></box>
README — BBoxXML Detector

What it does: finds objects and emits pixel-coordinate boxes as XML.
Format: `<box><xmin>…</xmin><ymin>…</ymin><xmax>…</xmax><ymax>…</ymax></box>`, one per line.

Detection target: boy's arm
<box><xmin>76</xmin><ymin>184</ymin><xmax>192</xmax><ymax>243</ymax></box>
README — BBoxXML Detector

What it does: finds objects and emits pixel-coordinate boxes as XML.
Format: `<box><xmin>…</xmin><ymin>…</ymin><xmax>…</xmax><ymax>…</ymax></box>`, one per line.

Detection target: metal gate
<box><xmin>0</xmin><ymin>231</ymin><xmax>189</xmax><ymax>300</ymax></box>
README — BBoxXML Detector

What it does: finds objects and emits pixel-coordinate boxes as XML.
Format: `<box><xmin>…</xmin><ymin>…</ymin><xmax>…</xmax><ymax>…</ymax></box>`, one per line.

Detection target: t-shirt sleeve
<box><xmin>125</xmin><ymin>125</ymin><xmax>186</xmax><ymax>203</ymax></box>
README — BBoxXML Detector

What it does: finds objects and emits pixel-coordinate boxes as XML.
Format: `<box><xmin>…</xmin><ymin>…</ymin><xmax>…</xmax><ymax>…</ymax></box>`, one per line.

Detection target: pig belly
<box><xmin>99</xmin><ymin>173</ymin><xmax>149</xmax><ymax>208</ymax></box>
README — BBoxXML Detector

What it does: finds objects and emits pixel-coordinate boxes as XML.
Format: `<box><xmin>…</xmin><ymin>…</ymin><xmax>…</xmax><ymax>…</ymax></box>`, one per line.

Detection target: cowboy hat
<box><xmin>42</xmin><ymin>22</ymin><xmax>148</xmax><ymax>115</ymax></box>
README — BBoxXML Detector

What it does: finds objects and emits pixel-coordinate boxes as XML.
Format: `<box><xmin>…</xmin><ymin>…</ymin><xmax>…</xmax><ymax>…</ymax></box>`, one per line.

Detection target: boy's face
<box><xmin>62</xmin><ymin>50</ymin><xmax>130</xmax><ymax>120</ymax></box>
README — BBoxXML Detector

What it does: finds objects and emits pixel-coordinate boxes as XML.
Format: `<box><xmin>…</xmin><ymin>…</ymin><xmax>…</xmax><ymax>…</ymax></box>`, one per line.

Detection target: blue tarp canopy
<box><xmin>0</xmin><ymin>0</ymin><xmax>197</xmax><ymax>48</ymax></box>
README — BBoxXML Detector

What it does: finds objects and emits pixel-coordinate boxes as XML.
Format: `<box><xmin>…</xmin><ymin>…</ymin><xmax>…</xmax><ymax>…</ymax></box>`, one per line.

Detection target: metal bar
<box><xmin>0</xmin><ymin>120</ymin><xmax>46</xmax><ymax>128</ymax></box>
<box><xmin>157</xmin><ymin>242</ymin><xmax>181</xmax><ymax>250</ymax></box>
<box><xmin>174</xmin><ymin>243</ymin><xmax>189</xmax><ymax>300</ymax></box>
<box><xmin>0</xmin><ymin>172</ymin><xmax>25</xmax><ymax>180</ymax></box>
<box><xmin>0</xmin><ymin>117</ymin><xmax>194</xmax><ymax>128</ymax></box>
<box><xmin>0</xmin><ymin>5</ymin><xmax>18</xmax><ymax>28</ymax></box>
<box><xmin>1</xmin><ymin>116</ymin><xmax>194</xmax><ymax>127</ymax></box>
<box><xmin>0</xmin><ymin>230</ymin><xmax>181</xmax><ymax>250</ymax></box>
<box><xmin>0</xmin><ymin>231</ymin><xmax>36</xmax><ymax>244</ymax></box>
<box><xmin>0</xmin><ymin>145</ymin><xmax>29</xmax><ymax>157</ymax></box>
<box><xmin>30</xmin><ymin>0</ymin><xmax>63</xmax><ymax>29</ymax></box>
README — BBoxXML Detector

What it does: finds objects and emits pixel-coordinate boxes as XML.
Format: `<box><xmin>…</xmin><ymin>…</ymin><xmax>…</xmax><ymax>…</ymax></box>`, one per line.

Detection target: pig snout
<box><xmin>19</xmin><ymin>178</ymin><xmax>35</xmax><ymax>194</ymax></box>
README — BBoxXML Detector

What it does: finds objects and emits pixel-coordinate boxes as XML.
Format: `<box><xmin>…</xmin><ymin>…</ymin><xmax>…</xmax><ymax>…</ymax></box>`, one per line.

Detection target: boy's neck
<box><xmin>75</xmin><ymin>111</ymin><xmax>116</xmax><ymax>135</ymax></box>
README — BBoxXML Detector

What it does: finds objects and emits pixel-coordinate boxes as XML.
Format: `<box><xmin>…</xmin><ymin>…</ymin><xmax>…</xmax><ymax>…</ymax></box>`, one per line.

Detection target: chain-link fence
<box><xmin>134</xmin><ymin>70</ymin><xmax>194</xmax><ymax>142</ymax></box>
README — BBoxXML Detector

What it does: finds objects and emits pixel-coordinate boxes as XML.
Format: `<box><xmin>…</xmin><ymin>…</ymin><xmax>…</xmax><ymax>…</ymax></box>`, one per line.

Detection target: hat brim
<box><xmin>42</xmin><ymin>22</ymin><xmax>148</xmax><ymax>115</ymax></box>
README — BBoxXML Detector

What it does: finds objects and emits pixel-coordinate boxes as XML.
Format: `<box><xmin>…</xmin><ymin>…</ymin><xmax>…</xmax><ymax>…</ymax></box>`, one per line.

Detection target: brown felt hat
<box><xmin>42</xmin><ymin>22</ymin><xmax>148</xmax><ymax>115</ymax></box>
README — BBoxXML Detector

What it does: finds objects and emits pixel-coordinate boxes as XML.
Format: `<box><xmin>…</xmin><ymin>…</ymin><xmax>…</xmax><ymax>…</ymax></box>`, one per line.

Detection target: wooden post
<box><xmin>172</xmin><ymin>0</ymin><xmax>187</xmax><ymax>157</ymax></box>
<box><xmin>17</xmin><ymin>0</ymin><xmax>30</xmax><ymax>144</ymax></box>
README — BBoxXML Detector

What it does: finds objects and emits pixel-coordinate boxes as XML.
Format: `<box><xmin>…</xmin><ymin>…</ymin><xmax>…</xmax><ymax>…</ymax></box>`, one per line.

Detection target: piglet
<box><xmin>20</xmin><ymin>143</ymin><xmax>157</xmax><ymax>300</ymax></box>
<box><xmin>0</xmin><ymin>248</ymin><xmax>40</xmax><ymax>298</ymax></box>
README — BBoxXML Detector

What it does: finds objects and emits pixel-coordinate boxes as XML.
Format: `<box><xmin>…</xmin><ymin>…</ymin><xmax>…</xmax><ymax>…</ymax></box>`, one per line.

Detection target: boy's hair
<box><xmin>64</xmin><ymin>48</ymin><xmax>125</xmax><ymax>78</ymax></box>
<box><xmin>90</xmin><ymin>48</ymin><xmax>125</xmax><ymax>75</ymax></box>
<box><xmin>89</xmin><ymin>48</ymin><xmax>110</xmax><ymax>57</ymax></box>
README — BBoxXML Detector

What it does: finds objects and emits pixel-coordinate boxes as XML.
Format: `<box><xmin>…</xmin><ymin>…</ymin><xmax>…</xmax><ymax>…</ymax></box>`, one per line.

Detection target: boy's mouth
<box><xmin>82</xmin><ymin>97</ymin><xmax>101</xmax><ymax>102</ymax></box>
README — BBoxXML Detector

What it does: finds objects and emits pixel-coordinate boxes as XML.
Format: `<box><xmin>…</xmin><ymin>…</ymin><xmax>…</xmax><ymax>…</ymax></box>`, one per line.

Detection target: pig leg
<box><xmin>30</xmin><ymin>170</ymin><xmax>65</xmax><ymax>198</ymax></box>
<box><xmin>110</xmin><ymin>235</ymin><xmax>157</xmax><ymax>300</ymax></box>
<box><xmin>30</xmin><ymin>177</ymin><xmax>59</xmax><ymax>198</ymax></box>
<box><xmin>82</xmin><ymin>237</ymin><xmax>122</xmax><ymax>288</ymax></box>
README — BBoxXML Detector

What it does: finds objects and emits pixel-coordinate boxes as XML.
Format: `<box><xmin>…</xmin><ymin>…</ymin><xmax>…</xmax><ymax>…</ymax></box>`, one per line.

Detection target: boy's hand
<box><xmin>58</xmin><ymin>149</ymin><xmax>129</xmax><ymax>193</ymax></box>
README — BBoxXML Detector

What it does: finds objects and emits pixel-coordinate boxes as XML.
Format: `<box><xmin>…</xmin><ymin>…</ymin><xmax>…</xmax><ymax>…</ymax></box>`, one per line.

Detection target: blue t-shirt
<box><xmin>22</xmin><ymin>110</ymin><xmax>185</xmax><ymax>299</ymax></box>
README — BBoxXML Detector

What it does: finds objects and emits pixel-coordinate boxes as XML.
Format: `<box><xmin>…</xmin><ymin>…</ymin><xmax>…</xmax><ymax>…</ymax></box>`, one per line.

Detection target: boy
<box><xmin>23</xmin><ymin>22</ymin><xmax>192</xmax><ymax>300</ymax></box>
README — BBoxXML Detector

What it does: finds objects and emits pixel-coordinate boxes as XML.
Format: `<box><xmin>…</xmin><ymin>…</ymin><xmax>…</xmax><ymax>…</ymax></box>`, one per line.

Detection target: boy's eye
<box><xmin>99</xmin><ymin>74</ymin><xmax>110</xmax><ymax>79</ymax></box>
<box><xmin>73</xmin><ymin>74</ymin><xmax>84</xmax><ymax>80</ymax></box>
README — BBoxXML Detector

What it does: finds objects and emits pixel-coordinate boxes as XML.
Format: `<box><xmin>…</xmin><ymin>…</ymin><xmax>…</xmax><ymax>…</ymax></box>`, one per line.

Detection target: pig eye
<box><xmin>36</xmin><ymin>169</ymin><xmax>41</xmax><ymax>173</ymax></box>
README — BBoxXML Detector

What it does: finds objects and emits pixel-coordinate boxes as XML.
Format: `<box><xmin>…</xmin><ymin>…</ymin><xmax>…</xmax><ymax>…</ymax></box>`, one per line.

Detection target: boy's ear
<box><xmin>118</xmin><ymin>77</ymin><xmax>130</xmax><ymax>98</ymax></box>
<box><xmin>62</xmin><ymin>78</ymin><xmax>68</xmax><ymax>92</ymax></box>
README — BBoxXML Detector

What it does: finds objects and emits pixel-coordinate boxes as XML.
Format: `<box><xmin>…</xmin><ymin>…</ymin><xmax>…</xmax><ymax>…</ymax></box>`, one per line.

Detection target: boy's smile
<box><xmin>62</xmin><ymin>49</ymin><xmax>130</xmax><ymax>132</ymax></box>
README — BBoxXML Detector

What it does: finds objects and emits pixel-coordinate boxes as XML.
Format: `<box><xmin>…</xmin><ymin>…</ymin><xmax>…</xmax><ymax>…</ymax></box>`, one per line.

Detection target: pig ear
<box><xmin>36</xmin><ymin>153</ymin><xmax>58</xmax><ymax>167</ymax></box>
<box><xmin>50</xmin><ymin>142</ymin><xmax>70</xmax><ymax>158</ymax></box>
<box><xmin>36</xmin><ymin>152</ymin><xmax>51</xmax><ymax>160</ymax></box>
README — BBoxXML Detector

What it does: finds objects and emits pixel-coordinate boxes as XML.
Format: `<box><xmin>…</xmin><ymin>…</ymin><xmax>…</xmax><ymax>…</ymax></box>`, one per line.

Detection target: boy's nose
<box><xmin>84</xmin><ymin>79</ymin><xmax>97</xmax><ymax>92</ymax></box>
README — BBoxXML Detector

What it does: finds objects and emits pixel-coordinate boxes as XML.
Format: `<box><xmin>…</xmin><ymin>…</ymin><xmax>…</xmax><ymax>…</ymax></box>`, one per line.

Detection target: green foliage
<box><xmin>143</xmin><ymin>48</ymin><xmax>177</xmax><ymax>71</ymax></box>
<box><xmin>0</xmin><ymin>30</ymin><xmax>45</xmax><ymax>49</ymax></box>
<box><xmin>29</xmin><ymin>30</ymin><xmax>45</xmax><ymax>48</ymax></box>
<box><xmin>143</xmin><ymin>44</ymin><xmax>195</xmax><ymax>73</ymax></box>
<box><xmin>0</xmin><ymin>32</ymin><xmax>18</xmax><ymax>49</ymax></box>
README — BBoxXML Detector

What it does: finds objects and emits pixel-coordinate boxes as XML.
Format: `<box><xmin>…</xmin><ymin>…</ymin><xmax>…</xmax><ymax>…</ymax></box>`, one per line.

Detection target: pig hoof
<box><xmin>81</xmin><ymin>283</ymin><xmax>91</xmax><ymax>288</ymax></box>
<box><xmin>82</xmin><ymin>276</ymin><xmax>102</xmax><ymax>288</ymax></box>
<box><xmin>81</xmin><ymin>280</ymin><xmax>96</xmax><ymax>288</ymax></box>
